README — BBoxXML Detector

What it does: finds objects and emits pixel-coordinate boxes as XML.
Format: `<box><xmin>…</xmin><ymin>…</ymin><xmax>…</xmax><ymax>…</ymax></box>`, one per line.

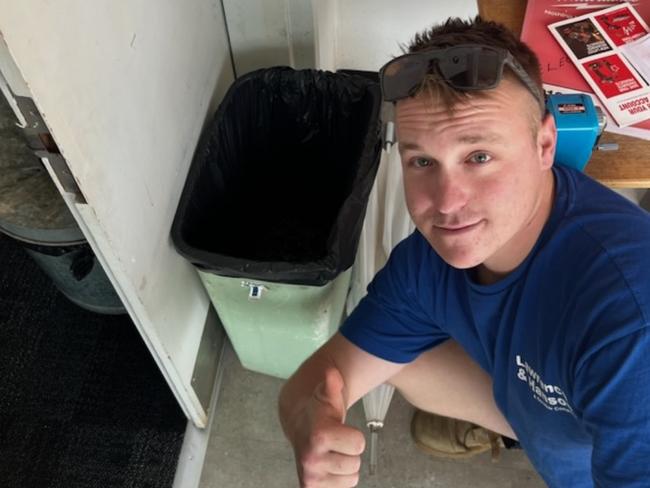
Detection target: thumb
<box><xmin>313</xmin><ymin>368</ymin><xmax>347</xmax><ymax>420</ymax></box>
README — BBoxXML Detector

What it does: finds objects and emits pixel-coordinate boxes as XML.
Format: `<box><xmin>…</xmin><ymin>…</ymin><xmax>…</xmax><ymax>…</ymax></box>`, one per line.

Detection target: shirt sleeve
<box><xmin>573</xmin><ymin>328</ymin><xmax>650</xmax><ymax>486</ymax></box>
<box><xmin>339</xmin><ymin>232</ymin><xmax>449</xmax><ymax>363</ymax></box>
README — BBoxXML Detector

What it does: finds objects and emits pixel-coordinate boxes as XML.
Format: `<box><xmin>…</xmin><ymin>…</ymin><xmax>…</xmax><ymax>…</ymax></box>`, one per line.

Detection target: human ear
<box><xmin>537</xmin><ymin>112</ymin><xmax>556</xmax><ymax>170</ymax></box>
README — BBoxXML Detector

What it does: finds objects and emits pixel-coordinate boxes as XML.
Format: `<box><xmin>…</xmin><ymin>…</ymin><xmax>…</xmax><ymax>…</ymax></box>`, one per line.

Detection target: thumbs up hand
<box><xmin>291</xmin><ymin>368</ymin><xmax>366</xmax><ymax>487</ymax></box>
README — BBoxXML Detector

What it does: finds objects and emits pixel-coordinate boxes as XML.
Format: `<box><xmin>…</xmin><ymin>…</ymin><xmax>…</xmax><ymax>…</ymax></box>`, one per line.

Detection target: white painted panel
<box><xmin>223</xmin><ymin>0</ymin><xmax>314</xmax><ymax>75</ymax></box>
<box><xmin>0</xmin><ymin>0</ymin><xmax>235</xmax><ymax>427</ymax></box>
<box><xmin>0</xmin><ymin>36</ymin><xmax>28</xmax><ymax>126</ymax></box>
<box><xmin>0</xmin><ymin>34</ymin><xmax>30</xmax><ymax>99</ymax></box>
<box><xmin>314</xmin><ymin>0</ymin><xmax>479</xmax><ymax>71</ymax></box>
<box><xmin>312</xmin><ymin>0</ymin><xmax>338</xmax><ymax>71</ymax></box>
<box><xmin>288</xmin><ymin>0</ymin><xmax>317</xmax><ymax>69</ymax></box>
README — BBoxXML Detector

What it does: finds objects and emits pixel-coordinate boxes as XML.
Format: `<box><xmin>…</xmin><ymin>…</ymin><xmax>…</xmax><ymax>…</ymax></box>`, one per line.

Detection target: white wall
<box><xmin>223</xmin><ymin>0</ymin><xmax>315</xmax><ymax>76</ymax></box>
<box><xmin>223</xmin><ymin>0</ymin><xmax>479</xmax><ymax>75</ymax></box>
<box><xmin>314</xmin><ymin>0</ymin><xmax>479</xmax><ymax>71</ymax></box>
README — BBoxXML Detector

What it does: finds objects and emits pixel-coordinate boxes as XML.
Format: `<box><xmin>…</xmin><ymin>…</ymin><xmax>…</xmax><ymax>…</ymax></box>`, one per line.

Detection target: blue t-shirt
<box><xmin>340</xmin><ymin>165</ymin><xmax>650</xmax><ymax>487</ymax></box>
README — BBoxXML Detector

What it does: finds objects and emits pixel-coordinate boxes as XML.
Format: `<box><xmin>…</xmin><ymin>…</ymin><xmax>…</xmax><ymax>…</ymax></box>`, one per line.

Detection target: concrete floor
<box><xmin>198</xmin><ymin>345</ymin><xmax>546</xmax><ymax>488</ymax></box>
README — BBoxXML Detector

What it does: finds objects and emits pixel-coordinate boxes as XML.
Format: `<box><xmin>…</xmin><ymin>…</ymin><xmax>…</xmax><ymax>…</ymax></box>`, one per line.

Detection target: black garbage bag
<box><xmin>171</xmin><ymin>67</ymin><xmax>382</xmax><ymax>286</ymax></box>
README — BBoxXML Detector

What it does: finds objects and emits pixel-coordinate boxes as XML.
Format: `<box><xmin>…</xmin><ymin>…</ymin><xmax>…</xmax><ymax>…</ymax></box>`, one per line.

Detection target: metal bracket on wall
<box><xmin>15</xmin><ymin>95</ymin><xmax>47</xmax><ymax>133</ymax></box>
<box><xmin>14</xmin><ymin>95</ymin><xmax>86</xmax><ymax>203</ymax></box>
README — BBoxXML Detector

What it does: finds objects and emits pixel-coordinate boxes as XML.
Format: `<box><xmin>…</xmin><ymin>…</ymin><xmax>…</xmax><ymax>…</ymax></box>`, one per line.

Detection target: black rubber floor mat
<box><xmin>0</xmin><ymin>234</ymin><xmax>185</xmax><ymax>488</ymax></box>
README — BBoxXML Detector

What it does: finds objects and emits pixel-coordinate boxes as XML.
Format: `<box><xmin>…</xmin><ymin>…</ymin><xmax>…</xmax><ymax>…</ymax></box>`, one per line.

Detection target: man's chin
<box><xmin>429</xmin><ymin>243</ymin><xmax>485</xmax><ymax>270</ymax></box>
<box><xmin>442</xmin><ymin>255</ymin><xmax>484</xmax><ymax>270</ymax></box>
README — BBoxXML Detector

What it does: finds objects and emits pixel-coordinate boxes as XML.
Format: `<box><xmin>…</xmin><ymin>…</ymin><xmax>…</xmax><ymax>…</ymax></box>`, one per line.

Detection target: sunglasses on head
<box><xmin>379</xmin><ymin>44</ymin><xmax>545</xmax><ymax>109</ymax></box>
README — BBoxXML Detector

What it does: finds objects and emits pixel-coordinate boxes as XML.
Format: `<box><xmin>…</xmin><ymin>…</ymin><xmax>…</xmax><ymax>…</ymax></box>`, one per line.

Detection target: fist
<box><xmin>294</xmin><ymin>368</ymin><xmax>366</xmax><ymax>487</ymax></box>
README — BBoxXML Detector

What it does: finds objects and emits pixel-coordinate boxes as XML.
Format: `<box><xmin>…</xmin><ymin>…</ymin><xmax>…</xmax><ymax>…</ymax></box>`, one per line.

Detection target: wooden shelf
<box><xmin>477</xmin><ymin>0</ymin><xmax>650</xmax><ymax>189</ymax></box>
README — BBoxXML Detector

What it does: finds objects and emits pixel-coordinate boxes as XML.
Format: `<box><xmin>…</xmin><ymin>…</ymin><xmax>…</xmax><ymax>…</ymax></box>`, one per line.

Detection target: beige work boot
<box><xmin>410</xmin><ymin>409</ymin><xmax>505</xmax><ymax>462</ymax></box>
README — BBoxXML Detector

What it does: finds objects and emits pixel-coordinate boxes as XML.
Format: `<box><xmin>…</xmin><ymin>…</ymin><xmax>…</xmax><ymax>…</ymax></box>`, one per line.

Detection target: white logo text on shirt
<box><xmin>515</xmin><ymin>355</ymin><xmax>574</xmax><ymax>415</ymax></box>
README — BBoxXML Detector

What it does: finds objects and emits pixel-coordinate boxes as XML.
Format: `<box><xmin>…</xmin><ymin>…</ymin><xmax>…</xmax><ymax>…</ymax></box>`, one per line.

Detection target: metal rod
<box><xmin>369</xmin><ymin>429</ymin><xmax>379</xmax><ymax>475</ymax></box>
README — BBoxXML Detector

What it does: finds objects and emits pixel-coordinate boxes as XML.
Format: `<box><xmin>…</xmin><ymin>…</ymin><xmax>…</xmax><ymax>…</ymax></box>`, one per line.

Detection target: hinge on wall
<box><xmin>14</xmin><ymin>95</ymin><xmax>86</xmax><ymax>204</ymax></box>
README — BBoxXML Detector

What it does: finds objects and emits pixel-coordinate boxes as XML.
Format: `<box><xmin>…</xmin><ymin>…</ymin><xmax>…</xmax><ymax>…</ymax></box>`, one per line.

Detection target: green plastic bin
<box><xmin>199</xmin><ymin>269</ymin><xmax>351</xmax><ymax>379</ymax></box>
<box><xmin>172</xmin><ymin>67</ymin><xmax>382</xmax><ymax>378</ymax></box>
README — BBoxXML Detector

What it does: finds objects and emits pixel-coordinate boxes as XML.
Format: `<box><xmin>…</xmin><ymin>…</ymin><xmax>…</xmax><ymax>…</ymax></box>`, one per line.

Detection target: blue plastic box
<box><xmin>548</xmin><ymin>93</ymin><xmax>600</xmax><ymax>172</ymax></box>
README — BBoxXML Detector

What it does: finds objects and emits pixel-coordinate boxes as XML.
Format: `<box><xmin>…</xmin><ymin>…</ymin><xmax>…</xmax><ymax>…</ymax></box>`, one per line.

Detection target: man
<box><xmin>279</xmin><ymin>16</ymin><xmax>650</xmax><ymax>487</ymax></box>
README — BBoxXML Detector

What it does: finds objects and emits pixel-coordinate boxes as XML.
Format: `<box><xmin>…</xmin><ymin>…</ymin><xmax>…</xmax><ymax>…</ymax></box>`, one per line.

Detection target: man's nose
<box><xmin>433</xmin><ymin>170</ymin><xmax>469</xmax><ymax>215</ymax></box>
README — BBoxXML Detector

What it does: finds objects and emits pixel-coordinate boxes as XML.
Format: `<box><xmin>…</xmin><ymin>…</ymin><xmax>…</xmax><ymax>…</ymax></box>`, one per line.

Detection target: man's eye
<box><xmin>469</xmin><ymin>152</ymin><xmax>491</xmax><ymax>164</ymax></box>
<box><xmin>411</xmin><ymin>157</ymin><xmax>431</xmax><ymax>168</ymax></box>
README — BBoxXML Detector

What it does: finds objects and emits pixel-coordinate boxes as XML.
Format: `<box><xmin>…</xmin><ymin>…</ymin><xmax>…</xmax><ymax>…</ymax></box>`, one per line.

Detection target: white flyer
<box><xmin>620</xmin><ymin>34</ymin><xmax>650</xmax><ymax>84</ymax></box>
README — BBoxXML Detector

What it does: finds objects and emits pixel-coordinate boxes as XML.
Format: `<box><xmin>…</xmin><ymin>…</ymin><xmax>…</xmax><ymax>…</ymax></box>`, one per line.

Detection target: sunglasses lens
<box><xmin>381</xmin><ymin>56</ymin><xmax>428</xmax><ymax>101</ymax></box>
<box><xmin>441</xmin><ymin>47</ymin><xmax>502</xmax><ymax>89</ymax></box>
<box><xmin>380</xmin><ymin>45</ymin><xmax>511</xmax><ymax>101</ymax></box>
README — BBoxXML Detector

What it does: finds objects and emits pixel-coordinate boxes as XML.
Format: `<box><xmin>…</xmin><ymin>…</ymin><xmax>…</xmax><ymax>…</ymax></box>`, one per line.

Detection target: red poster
<box><xmin>582</xmin><ymin>54</ymin><xmax>642</xmax><ymax>98</ymax></box>
<box><xmin>522</xmin><ymin>0</ymin><xmax>650</xmax><ymax>130</ymax></box>
<box><xmin>595</xmin><ymin>6</ymin><xmax>649</xmax><ymax>46</ymax></box>
<box><xmin>522</xmin><ymin>1</ymin><xmax>650</xmax><ymax>88</ymax></box>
